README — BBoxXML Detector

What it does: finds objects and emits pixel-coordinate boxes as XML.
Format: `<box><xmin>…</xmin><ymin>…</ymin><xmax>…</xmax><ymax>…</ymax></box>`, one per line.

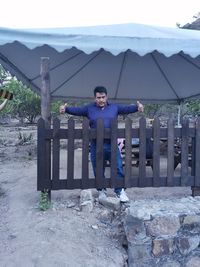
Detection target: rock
<box><xmin>99</xmin><ymin>196</ymin><xmax>121</xmax><ymax>210</ymax></box>
<box><xmin>80</xmin><ymin>189</ymin><xmax>93</xmax><ymax>203</ymax></box>
<box><xmin>80</xmin><ymin>201</ymin><xmax>93</xmax><ymax>212</ymax></box>
<box><xmin>183</xmin><ymin>215</ymin><xmax>200</xmax><ymax>225</ymax></box>
<box><xmin>146</xmin><ymin>216</ymin><xmax>180</xmax><ymax>237</ymax></box>
<box><xmin>80</xmin><ymin>189</ymin><xmax>94</xmax><ymax>212</ymax></box>
<box><xmin>66</xmin><ymin>201</ymin><xmax>76</xmax><ymax>208</ymax></box>
<box><xmin>161</xmin><ymin>260</ymin><xmax>181</xmax><ymax>267</ymax></box>
<box><xmin>91</xmin><ymin>225</ymin><xmax>99</xmax><ymax>230</ymax></box>
<box><xmin>128</xmin><ymin>243</ymin><xmax>152</xmax><ymax>263</ymax></box>
<box><xmin>152</xmin><ymin>238</ymin><xmax>174</xmax><ymax>257</ymax></box>
<box><xmin>123</xmin><ymin>215</ymin><xmax>150</xmax><ymax>245</ymax></box>
<box><xmin>177</xmin><ymin>235</ymin><xmax>200</xmax><ymax>255</ymax></box>
<box><xmin>98</xmin><ymin>209</ymin><xmax>114</xmax><ymax>224</ymax></box>
<box><xmin>185</xmin><ymin>256</ymin><xmax>200</xmax><ymax>267</ymax></box>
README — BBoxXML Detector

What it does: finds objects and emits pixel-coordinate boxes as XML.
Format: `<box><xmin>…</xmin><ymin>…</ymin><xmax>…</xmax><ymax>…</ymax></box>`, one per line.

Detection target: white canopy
<box><xmin>1</xmin><ymin>23</ymin><xmax>200</xmax><ymax>102</ymax></box>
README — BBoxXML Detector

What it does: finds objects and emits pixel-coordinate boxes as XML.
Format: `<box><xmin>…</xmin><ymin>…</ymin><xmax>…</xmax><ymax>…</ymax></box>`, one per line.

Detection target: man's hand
<box><xmin>60</xmin><ymin>103</ymin><xmax>67</xmax><ymax>114</ymax></box>
<box><xmin>137</xmin><ymin>101</ymin><xmax>144</xmax><ymax>112</ymax></box>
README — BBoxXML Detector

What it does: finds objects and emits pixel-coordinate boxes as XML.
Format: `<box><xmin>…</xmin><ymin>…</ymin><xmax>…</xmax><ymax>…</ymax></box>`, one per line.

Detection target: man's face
<box><xmin>95</xmin><ymin>92</ymin><xmax>108</xmax><ymax>108</ymax></box>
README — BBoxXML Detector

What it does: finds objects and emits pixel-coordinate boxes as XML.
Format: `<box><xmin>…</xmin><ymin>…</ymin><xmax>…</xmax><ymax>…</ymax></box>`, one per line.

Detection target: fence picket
<box><xmin>195</xmin><ymin>118</ymin><xmax>200</xmax><ymax>186</ymax></box>
<box><xmin>52</xmin><ymin>118</ymin><xmax>60</xmax><ymax>188</ymax></box>
<box><xmin>67</xmin><ymin>118</ymin><xmax>75</xmax><ymax>187</ymax></box>
<box><xmin>139</xmin><ymin>117</ymin><xmax>146</xmax><ymax>187</ymax></box>
<box><xmin>110</xmin><ymin>119</ymin><xmax>118</xmax><ymax>188</ymax></box>
<box><xmin>96</xmin><ymin>119</ymin><xmax>105</xmax><ymax>189</ymax></box>
<box><xmin>153</xmin><ymin>117</ymin><xmax>160</xmax><ymax>186</ymax></box>
<box><xmin>82</xmin><ymin>118</ymin><xmax>90</xmax><ymax>188</ymax></box>
<box><xmin>181</xmin><ymin>118</ymin><xmax>189</xmax><ymax>186</ymax></box>
<box><xmin>167</xmin><ymin>118</ymin><xmax>174</xmax><ymax>186</ymax></box>
<box><xmin>125</xmin><ymin>118</ymin><xmax>132</xmax><ymax>187</ymax></box>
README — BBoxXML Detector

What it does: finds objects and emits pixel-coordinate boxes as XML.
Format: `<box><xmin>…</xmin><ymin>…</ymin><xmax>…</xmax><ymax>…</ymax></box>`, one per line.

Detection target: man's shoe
<box><xmin>118</xmin><ymin>189</ymin><xmax>129</xmax><ymax>203</ymax></box>
<box><xmin>98</xmin><ymin>189</ymin><xmax>107</xmax><ymax>201</ymax></box>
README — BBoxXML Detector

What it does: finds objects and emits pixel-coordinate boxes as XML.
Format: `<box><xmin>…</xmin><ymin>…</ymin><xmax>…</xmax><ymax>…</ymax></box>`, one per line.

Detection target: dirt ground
<box><xmin>0</xmin><ymin>123</ymin><xmax>192</xmax><ymax>267</ymax></box>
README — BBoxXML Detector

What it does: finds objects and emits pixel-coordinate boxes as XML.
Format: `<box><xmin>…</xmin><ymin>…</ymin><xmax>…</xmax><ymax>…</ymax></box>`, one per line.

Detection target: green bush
<box><xmin>51</xmin><ymin>100</ymin><xmax>63</xmax><ymax>116</ymax></box>
<box><xmin>18</xmin><ymin>131</ymin><xmax>33</xmax><ymax>145</ymax></box>
<box><xmin>8</xmin><ymin>80</ymin><xmax>41</xmax><ymax>123</ymax></box>
<box><xmin>39</xmin><ymin>190</ymin><xmax>51</xmax><ymax>211</ymax></box>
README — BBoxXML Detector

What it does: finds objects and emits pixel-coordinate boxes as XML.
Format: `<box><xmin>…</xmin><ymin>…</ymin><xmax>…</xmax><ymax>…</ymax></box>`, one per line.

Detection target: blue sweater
<box><xmin>65</xmin><ymin>102</ymin><xmax>138</xmax><ymax>128</ymax></box>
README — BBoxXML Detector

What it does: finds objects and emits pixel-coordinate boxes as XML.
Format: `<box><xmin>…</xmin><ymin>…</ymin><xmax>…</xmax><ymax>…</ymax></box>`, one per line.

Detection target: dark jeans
<box><xmin>90</xmin><ymin>143</ymin><xmax>124</xmax><ymax>194</ymax></box>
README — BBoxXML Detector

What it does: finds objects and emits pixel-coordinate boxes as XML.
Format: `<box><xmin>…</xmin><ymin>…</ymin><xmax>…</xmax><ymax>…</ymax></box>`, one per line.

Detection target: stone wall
<box><xmin>123</xmin><ymin>196</ymin><xmax>200</xmax><ymax>267</ymax></box>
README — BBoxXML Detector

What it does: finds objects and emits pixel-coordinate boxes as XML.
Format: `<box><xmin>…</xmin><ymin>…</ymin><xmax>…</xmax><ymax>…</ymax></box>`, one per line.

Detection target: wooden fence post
<box><xmin>40</xmin><ymin>57</ymin><xmax>51</xmax><ymax>201</ymax></box>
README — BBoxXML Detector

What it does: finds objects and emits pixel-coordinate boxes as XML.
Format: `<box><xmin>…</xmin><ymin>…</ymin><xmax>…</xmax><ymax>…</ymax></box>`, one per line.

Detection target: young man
<box><xmin>60</xmin><ymin>86</ymin><xmax>144</xmax><ymax>202</ymax></box>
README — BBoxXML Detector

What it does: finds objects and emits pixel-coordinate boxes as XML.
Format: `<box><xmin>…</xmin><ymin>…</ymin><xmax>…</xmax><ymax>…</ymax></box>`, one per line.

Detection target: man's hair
<box><xmin>94</xmin><ymin>86</ymin><xmax>107</xmax><ymax>96</ymax></box>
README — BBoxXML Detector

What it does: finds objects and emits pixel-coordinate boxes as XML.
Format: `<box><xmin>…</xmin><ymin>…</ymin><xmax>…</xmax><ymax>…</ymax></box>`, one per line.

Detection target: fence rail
<box><xmin>37</xmin><ymin>117</ymin><xmax>200</xmax><ymax>193</ymax></box>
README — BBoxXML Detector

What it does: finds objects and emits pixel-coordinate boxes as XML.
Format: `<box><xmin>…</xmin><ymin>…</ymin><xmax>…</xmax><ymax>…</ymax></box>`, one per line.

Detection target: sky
<box><xmin>0</xmin><ymin>0</ymin><xmax>200</xmax><ymax>29</ymax></box>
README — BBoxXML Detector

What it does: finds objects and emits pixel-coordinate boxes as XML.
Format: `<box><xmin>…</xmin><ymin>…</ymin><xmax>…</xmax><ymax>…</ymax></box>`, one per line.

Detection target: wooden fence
<box><xmin>37</xmin><ymin>116</ymin><xmax>200</xmax><ymax>195</ymax></box>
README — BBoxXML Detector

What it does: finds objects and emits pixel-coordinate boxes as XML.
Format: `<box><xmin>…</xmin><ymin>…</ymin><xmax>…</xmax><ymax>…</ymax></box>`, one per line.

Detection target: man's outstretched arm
<box><xmin>60</xmin><ymin>103</ymin><xmax>88</xmax><ymax>116</ymax></box>
<box><xmin>117</xmin><ymin>100</ymin><xmax>144</xmax><ymax>114</ymax></box>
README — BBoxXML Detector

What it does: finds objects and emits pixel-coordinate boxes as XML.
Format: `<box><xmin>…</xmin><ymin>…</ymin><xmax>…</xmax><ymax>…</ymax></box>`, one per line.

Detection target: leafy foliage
<box><xmin>51</xmin><ymin>100</ymin><xmax>63</xmax><ymax>116</ymax></box>
<box><xmin>5</xmin><ymin>79</ymin><xmax>41</xmax><ymax>123</ymax></box>
<box><xmin>185</xmin><ymin>100</ymin><xmax>200</xmax><ymax>116</ymax></box>
<box><xmin>39</xmin><ymin>190</ymin><xmax>51</xmax><ymax>211</ymax></box>
<box><xmin>18</xmin><ymin>131</ymin><xmax>33</xmax><ymax>145</ymax></box>
<box><xmin>0</xmin><ymin>65</ymin><xmax>9</xmax><ymax>85</ymax></box>
<box><xmin>143</xmin><ymin>103</ymin><xmax>161</xmax><ymax>118</ymax></box>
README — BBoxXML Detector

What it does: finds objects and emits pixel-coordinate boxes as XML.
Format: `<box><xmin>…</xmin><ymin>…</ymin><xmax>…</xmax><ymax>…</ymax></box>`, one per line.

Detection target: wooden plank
<box><xmin>139</xmin><ymin>116</ymin><xmax>146</xmax><ymax>187</ymax></box>
<box><xmin>110</xmin><ymin>118</ymin><xmax>118</xmax><ymax>188</ymax></box>
<box><xmin>52</xmin><ymin>177</ymin><xmax>124</xmax><ymax>190</ymax></box>
<box><xmin>96</xmin><ymin>119</ymin><xmax>105</xmax><ymax>189</ymax></box>
<box><xmin>55</xmin><ymin>127</ymin><xmax>171</xmax><ymax>140</ymax></box>
<box><xmin>181</xmin><ymin>118</ymin><xmax>189</xmax><ymax>186</ymax></box>
<box><xmin>129</xmin><ymin>176</ymin><xmax>194</xmax><ymax>188</ymax></box>
<box><xmin>167</xmin><ymin>118</ymin><xmax>174</xmax><ymax>186</ymax></box>
<box><xmin>81</xmin><ymin>118</ymin><xmax>90</xmax><ymax>188</ymax></box>
<box><xmin>153</xmin><ymin>117</ymin><xmax>160</xmax><ymax>186</ymax></box>
<box><xmin>195</xmin><ymin>118</ymin><xmax>200</xmax><ymax>186</ymax></box>
<box><xmin>67</xmin><ymin>118</ymin><xmax>75</xmax><ymax>187</ymax></box>
<box><xmin>52</xmin><ymin>118</ymin><xmax>60</xmax><ymax>187</ymax></box>
<box><xmin>51</xmin><ymin>175</ymin><xmax>195</xmax><ymax>190</ymax></box>
<box><xmin>125</xmin><ymin>117</ymin><xmax>132</xmax><ymax>188</ymax></box>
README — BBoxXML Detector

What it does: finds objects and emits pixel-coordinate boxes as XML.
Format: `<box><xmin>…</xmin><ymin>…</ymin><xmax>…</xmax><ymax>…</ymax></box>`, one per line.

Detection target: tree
<box><xmin>0</xmin><ymin>64</ymin><xmax>41</xmax><ymax>123</ymax></box>
<box><xmin>0</xmin><ymin>65</ymin><xmax>10</xmax><ymax>86</ymax></box>
<box><xmin>0</xmin><ymin>77</ymin><xmax>40</xmax><ymax>123</ymax></box>
<box><xmin>185</xmin><ymin>100</ymin><xmax>200</xmax><ymax>117</ymax></box>
<box><xmin>6</xmin><ymin>79</ymin><xmax>41</xmax><ymax>123</ymax></box>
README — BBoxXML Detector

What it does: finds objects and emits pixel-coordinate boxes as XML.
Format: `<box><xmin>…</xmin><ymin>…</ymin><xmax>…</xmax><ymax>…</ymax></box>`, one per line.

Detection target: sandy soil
<box><xmin>0</xmin><ymin>124</ymin><xmax>192</xmax><ymax>267</ymax></box>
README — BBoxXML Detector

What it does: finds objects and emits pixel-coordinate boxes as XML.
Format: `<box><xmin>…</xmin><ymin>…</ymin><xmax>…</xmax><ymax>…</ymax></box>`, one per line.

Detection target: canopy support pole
<box><xmin>177</xmin><ymin>103</ymin><xmax>182</xmax><ymax>127</ymax></box>
<box><xmin>41</xmin><ymin>57</ymin><xmax>51</xmax><ymax>126</ymax></box>
<box><xmin>40</xmin><ymin>57</ymin><xmax>51</xmax><ymax>203</ymax></box>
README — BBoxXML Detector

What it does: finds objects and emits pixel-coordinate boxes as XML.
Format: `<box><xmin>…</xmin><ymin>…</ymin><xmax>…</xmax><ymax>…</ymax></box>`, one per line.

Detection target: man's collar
<box><xmin>94</xmin><ymin>102</ymin><xmax>109</xmax><ymax>107</ymax></box>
